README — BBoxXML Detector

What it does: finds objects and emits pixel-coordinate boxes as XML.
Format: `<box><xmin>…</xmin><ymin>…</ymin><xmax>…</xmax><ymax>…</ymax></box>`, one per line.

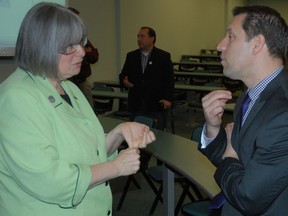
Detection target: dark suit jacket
<box><xmin>200</xmin><ymin>68</ymin><xmax>288</xmax><ymax>215</ymax></box>
<box><xmin>119</xmin><ymin>47</ymin><xmax>174</xmax><ymax>112</ymax></box>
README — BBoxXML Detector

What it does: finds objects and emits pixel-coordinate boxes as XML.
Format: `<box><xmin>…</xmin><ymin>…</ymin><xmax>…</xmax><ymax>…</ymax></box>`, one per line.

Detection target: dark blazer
<box><xmin>200</xmin><ymin>68</ymin><xmax>288</xmax><ymax>215</ymax></box>
<box><xmin>119</xmin><ymin>47</ymin><xmax>174</xmax><ymax>112</ymax></box>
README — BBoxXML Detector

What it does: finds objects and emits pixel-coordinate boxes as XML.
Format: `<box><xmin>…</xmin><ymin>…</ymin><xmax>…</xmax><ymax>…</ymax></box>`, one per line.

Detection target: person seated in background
<box><xmin>0</xmin><ymin>3</ymin><xmax>155</xmax><ymax>216</ymax></box>
<box><xmin>68</xmin><ymin>7</ymin><xmax>99</xmax><ymax>108</ymax></box>
<box><xmin>119</xmin><ymin>26</ymin><xmax>174</xmax><ymax>130</ymax></box>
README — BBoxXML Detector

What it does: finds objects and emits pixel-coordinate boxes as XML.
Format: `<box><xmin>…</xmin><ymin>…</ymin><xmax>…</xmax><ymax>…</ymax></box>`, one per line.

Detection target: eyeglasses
<box><xmin>60</xmin><ymin>37</ymin><xmax>88</xmax><ymax>55</ymax></box>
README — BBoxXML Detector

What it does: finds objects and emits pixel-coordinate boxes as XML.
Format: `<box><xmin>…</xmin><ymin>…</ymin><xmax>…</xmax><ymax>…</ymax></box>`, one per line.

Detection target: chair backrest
<box><xmin>92</xmin><ymin>82</ymin><xmax>114</xmax><ymax>92</ymax></box>
<box><xmin>92</xmin><ymin>83</ymin><xmax>114</xmax><ymax>114</ymax></box>
<box><xmin>179</xmin><ymin>55</ymin><xmax>198</xmax><ymax>72</ymax></box>
<box><xmin>191</xmin><ymin>126</ymin><xmax>203</xmax><ymax>143</ymax></box>
<box><xmin>200</xmin><ymin>49</ymin><xmax>219</xmax><ymax>55</ymax></box>
<box><xmin>222</xmin><ymin>78</ymin><xmax>244</xmax><ymax>93</ymax></box>
<box><xmin>133</xmin><ymin>116</ymin><xmax>157</xmax><ymax>128</ymax></box>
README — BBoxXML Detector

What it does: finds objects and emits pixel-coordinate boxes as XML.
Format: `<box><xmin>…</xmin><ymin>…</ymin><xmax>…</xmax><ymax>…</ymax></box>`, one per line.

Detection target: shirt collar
<box><xmin>247</xmin><ymin>65</ymin><xmax>284</xmax><ymax>101</ymax></box>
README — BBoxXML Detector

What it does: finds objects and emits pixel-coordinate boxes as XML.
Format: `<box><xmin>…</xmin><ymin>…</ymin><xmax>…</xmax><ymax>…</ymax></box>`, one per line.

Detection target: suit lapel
<box><xmin>237</xmin><ymin>68</ymin><xmax>288</xmax><ymax>136</ymax></box>
<box><xmin>227</xmin><ymin>68</ymin><xmax>288</xmax><ymax>160</ymax></box>
<box><xmin>239</xmin><ymin>100</ymin><xmax>265</xmax><ymax>135</ymax></box>
<box><xmin>136</xmin><ymin>50</ymin><xmax>143</xmax><ymax>73</ymax></box>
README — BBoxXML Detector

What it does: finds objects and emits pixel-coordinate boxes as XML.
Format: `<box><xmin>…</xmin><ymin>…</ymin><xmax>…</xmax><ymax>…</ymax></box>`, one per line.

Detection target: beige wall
<box><xmin>120</xmin><ymin>0</ymin><xmax>227</xmax><ymax>62</ymax></box>
<box><xmin>69</xmin><ymin>0</ymin><xmax>239</xmax><ymax>82</ymax></box>
<box><xmin>1</xmin><ymin>0</ymin><xmax>287</xmax><ymax>83</ymax></box>
<box><xmin>227</xmin><ymin>0</ymin><xmax>248</xmax><ymax>23</ymax></box>
<box><xmin>249</xmin><ymin>0</ymin><xmax>288</xmax><ymax>21</ymax></box>
<box><xmin>68</xmin><ymin>0</ymin><xmax>118</xmax><ymax>81</ymax></box>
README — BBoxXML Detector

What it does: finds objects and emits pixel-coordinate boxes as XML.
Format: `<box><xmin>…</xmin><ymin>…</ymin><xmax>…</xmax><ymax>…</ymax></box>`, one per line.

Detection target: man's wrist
<box><xmin>205</xmin><ymin>125</ymin><xmax>220</xmax><ymax>138</ymax></box>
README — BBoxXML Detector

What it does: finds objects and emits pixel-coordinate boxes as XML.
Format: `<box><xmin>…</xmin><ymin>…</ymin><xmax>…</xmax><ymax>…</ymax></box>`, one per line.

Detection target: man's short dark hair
<box><xmin>233</xmin><ymin>5</ymin><xmax>288</xmax><ymax>63</ymax></box>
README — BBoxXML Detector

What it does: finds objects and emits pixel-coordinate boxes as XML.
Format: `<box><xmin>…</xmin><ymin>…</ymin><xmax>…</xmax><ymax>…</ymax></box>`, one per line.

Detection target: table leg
<box><xmin>163</xmin><ymin>165</ymin><xmax>174</xmax><ymax>216</ymax></box>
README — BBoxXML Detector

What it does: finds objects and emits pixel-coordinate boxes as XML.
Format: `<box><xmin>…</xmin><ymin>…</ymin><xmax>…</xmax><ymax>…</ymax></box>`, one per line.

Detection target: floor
<box><xmin>102</xmin><ymin>90</ymin><xmax>236</xmax><ymax>216</ymax></box>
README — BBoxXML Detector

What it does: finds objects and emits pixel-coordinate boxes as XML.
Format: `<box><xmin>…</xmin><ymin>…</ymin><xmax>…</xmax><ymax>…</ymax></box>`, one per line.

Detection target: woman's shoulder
<box><xmin>0</xmin><ymin>68</ymin><xmax>36</xmax><ymax>96</ymax></box>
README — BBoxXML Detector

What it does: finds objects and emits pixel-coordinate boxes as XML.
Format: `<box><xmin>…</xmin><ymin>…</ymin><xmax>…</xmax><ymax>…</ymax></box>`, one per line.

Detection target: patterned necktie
<box><xmin>209</xmin><ymin>191</ymin><xmax>225</xmax><ymax>209</ymax></box>
<box><xmin>241</xmin><ymin>93</ymin><xmax>251</xmax><ymax>125</ymax></box>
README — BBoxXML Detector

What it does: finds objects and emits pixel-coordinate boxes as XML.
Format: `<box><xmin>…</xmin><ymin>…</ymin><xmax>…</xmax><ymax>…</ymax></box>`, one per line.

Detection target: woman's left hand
<box><xmin>120</xmin><ymin>122</ymin><xmax>156</xmax><ymax>148</ymax></box>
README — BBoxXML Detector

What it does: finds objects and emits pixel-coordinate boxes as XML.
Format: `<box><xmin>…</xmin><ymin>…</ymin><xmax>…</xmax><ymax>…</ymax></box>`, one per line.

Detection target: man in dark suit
<box><xmin>119</xmin><ymin>26</ymin><xmax>174</xmax><ymax>130</ymax></box>
<box><xmin>200</xmin><ymin>6</ymin><xmax>288</xmax><ymax>215</ymax></box>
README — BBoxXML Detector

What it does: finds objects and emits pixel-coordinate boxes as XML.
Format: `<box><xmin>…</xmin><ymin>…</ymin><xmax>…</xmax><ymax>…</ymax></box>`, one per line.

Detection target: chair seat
<box><xmin>92</xmin><ymin>83</ymin><xmax>114</xmax><ymax>114</ymax></box>
<box><xmin>147</xmin><ymin>164</ymin><xmax>204</xmax><ymax>215</ymax></box>
<box><xmin>182</xmin><ymin>200</ymin><xmax>210</xmax><ymax>216</ymax></box>
<box><xmin>147</xmin><ymin>166</ymin><xmax>163</xmax><ymax>182</ymax></box>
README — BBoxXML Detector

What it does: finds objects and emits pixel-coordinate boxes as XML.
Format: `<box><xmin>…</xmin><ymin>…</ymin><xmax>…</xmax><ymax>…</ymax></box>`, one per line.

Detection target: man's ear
<box><xmin>252</xmin><ymin>34</ymin><xmax>265</xmax><ymax>55</ymax></box>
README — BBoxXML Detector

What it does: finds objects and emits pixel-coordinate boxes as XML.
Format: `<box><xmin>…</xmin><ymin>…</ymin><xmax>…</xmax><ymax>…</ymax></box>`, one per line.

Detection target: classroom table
<box><xmin>92</xmin><ymin>85</ymin><xmax>224</xmax><ymax>101</ymax></box>
<box><xmin>94</xmin><ymin>80</ymin><xmax>121</xmax><ymax>88</ymax></box>
<box><xmin>99</xmin><ymin>116</ymin><xmax>220</xmax><ymax>216</ymax></box>
<box><xmin>92</xmin><ymin>82</ymin><xmax>225</xmax><ymax>97</ymax></box>
<box><xmin>173</xmin><ymin>61</ymin><xmax>223</xmax><ymax>74</ymax></box>
<box><xmin>181</xmin><ymin>54</ymin><xmax>221</xmax><ymax>62</ymax></box>
<box><xmin>172</xmin><ymin>61</ymin><xmax>222</xmax><ymax>67</ymax></box>
<box><xmin>174</xmin><ymin>71</ymin><xmax>224</xmax><ymax>78</ymax></box>
<box><xmin>92</xmin><ymin>89</ymin><xmax>128</xmax><ymax>99</ymax></box>
<box><xmin>92</xmin><ymin>83</ymin><xmax>225</xmax><ymax>121</ymax></box>
<box><xmin>96</xmin><ymin>71</ymin><xmax>224</xmax><ymax>87</ymax></box>
<box><xmin>175</xmin><ymin>84</ymin><xmax>225</xmax><ymax>92</ymax></box>
<box><xmin>96</xmin><ymin>69</ymin><xmax>225</xmax><ymax>85</ymax></box>
<box><xmin>92</xmin><ymin>83</ymin><xmax>225</xmax><ymax>127</ymax></box>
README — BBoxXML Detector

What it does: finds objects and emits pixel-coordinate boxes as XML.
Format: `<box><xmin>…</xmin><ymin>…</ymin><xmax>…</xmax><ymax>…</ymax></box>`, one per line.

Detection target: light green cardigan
<box><xmin>0</xmin><ymin>68</ymin><xmax>114</xmax><ymax>216</ymax></box>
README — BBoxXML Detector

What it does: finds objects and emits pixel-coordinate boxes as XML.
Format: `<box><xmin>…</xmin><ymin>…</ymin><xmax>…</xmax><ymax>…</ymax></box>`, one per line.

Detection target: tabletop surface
<box><xmin>181</xmin><ymin>54</ymin><xmax>221</xmax><ymax>60</ymax></box>
<box><xmin>92</xmin><ymin>90</ymin><xmax>128</xmax><ymax>98</ymax></box>
<box><xmin>175</xmin><ymin>84</ymin><xmax>225</xmax><ymax>91</ymax></box>
<box><xmin>174</xmin><ymin>71</ymin><xmax>224</xmax><ymax>77</ymax></box>
<box><xmin>95</xmin><ymin>69</ymin><xmax>225</xmax><ymax>87</ymax></box>
<box><xmin>92</xmin><ymin>82</ymin><xmax>225</xmax><ymax>95</ymax></box>
<box><xmin>92</xmin><ymin>85</ymin><xmax>224</xmax><ymax>99</ymax></box>
<box><xmin>173</xmin><ymin>61</ymin><xmax>222</xmax><ymax>67</ymax></box>
<box><xmin>182</xmin><ymin>54</ymin><xmax>220</xmax><ymax>57</ymax></box>
<box><xmin>99</xmin><ymin>116</ymin><xmax>220</xmax><ymax>197</ymax></box>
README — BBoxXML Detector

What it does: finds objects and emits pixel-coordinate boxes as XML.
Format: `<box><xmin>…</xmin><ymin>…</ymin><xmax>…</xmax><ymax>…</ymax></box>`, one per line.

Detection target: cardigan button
<box><xmin>48</xmin><ymin>95</ymin><xmax>55</xmax><ymax>103</ymax></box>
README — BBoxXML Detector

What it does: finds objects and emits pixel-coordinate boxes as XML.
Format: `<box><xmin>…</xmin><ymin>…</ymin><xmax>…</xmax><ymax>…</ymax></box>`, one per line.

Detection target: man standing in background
<box><xmin>119</xmin><ymin>26</ymin><xmax>174</xmax><ymax>130</ymax></box>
